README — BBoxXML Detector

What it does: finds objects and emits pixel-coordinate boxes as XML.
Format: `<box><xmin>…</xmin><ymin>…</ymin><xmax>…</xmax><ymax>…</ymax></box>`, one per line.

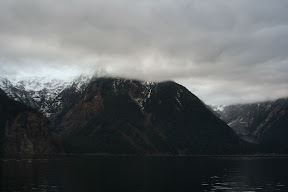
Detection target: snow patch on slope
<box><xmin>211</xmin><ymin>105</ymin><xmax>227</xmax><ymax>112</ymax></box>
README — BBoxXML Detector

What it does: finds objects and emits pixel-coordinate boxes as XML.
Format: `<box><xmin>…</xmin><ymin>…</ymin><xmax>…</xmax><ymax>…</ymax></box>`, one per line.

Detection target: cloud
<box><xmin>0</xmin><ymin>0</ymin><xmax>288</xmax><ymax>105</ymax></box>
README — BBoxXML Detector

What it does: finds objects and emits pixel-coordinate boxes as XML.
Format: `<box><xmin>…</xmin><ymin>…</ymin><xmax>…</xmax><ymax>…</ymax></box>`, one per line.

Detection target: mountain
<box><xmin>211</xmin><ymin>99</ymin><xmax>288</xmax><ymax>151</ymax></box>
<box><xmin>1</xmin><ymin>75</ymin><xmax>251</xmax><ymax>155</ymax></box>
<box><xmin>0</xmin><ymin>88</ymin><xmax>56</xmax><ymax>154</ymax></box>
<box><xmin>54</xmin><ymin>77</ymin><xmax>243</xmax><ymax>155</ymax></box>
<box><xmin>0</xmin><ymin>75</ymin><xmax>91</xmax><ymax>118</ymax></box>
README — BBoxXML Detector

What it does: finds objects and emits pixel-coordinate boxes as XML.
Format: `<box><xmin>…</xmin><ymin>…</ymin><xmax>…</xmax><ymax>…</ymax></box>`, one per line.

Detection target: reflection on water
<box><xmin>1</xmin><ymin>156</ymin><xmax>288</xmax><ymax>191</ymax></box>
<box><xmin>202</xmin><ymin>157</ymin><xmax>288</xmax><ymax>191</ymax></box>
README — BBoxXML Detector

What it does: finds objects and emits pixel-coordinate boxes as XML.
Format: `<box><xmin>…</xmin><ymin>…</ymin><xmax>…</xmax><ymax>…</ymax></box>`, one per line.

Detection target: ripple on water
<box><xmin>1</xmin><ymin>156</ymin><xmax>288</xmax><ymax>191</ymax></box>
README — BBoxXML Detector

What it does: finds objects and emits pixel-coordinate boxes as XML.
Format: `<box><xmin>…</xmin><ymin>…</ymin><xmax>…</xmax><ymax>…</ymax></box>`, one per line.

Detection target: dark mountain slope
<box><xmin>55</xmin><ymin>77</ymin><xmax>242</xmax><ymax>155</ymax></box>
<box><xmin>0</xmin><ymin>89</ymin><xmax>56</xmax><ymax>154</ymax></box>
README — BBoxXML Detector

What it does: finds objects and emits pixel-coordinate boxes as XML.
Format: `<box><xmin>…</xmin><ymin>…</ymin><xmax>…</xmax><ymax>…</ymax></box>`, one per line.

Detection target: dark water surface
<box><xmin>1</xmin><ymin>155</ymin><xmax>288</xmax><ymax>191</ymax></box>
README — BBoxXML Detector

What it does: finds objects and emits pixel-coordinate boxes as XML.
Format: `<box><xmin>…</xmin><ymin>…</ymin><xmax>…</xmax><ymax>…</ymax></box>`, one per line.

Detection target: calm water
<box><xmin>1</xmin><ymin>156</ymin><xmax>288</xmax><ymax>191</ymax></box>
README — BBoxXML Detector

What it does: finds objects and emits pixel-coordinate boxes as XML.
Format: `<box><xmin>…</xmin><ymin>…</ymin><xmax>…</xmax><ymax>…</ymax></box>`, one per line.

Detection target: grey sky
<box><xmin>1</xmin><ymin>0</ymin><xmax>288</xmax><ymax>105</ymax></box>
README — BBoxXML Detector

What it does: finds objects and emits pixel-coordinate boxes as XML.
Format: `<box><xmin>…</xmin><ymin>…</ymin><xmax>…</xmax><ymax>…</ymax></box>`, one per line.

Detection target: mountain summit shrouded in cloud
<box><xmin>1</xmin><ymin>0</ymin><xmax>288</xmax><ymax>105</ymax></box>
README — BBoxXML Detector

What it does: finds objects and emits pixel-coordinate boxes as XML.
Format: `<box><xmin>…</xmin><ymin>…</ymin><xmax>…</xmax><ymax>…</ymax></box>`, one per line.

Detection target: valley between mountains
<box><xmin>0</xmin><ymin>75</ymin><xmax>287</xmax><ymax>155</ymax></box>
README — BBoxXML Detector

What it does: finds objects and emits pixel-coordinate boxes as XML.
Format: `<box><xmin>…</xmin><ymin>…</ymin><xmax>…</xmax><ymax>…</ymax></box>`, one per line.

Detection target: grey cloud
<box><xmin>0</xmin><ymin>0</ymin><xmax>288</xmax><ymax>105</ymax></box>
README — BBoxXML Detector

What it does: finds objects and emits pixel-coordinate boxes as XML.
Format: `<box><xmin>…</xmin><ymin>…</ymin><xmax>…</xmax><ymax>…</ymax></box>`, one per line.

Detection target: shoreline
<box><xmin>1</xmin><ymin>153</ymin><xmax>288</xmax><ymax>159</ymax></box>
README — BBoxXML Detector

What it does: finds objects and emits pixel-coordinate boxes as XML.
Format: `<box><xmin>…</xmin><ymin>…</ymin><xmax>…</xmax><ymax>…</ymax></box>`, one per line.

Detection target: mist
<box><xmin>1</xmin><ymin>0</ymin><xmax>288</xmax><ymax>105</ymax></box>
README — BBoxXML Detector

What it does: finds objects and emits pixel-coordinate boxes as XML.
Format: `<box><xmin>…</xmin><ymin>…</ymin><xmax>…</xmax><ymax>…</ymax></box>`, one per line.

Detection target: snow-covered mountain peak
<box><xmin>1</xmin><ymin>74</ymin><xmax>91</xmax><ymax>91</ymax></box>
<box><xmin>0</xmin><ymin>74</ymin><xmax>92</xmax><ymax>116</ymax></box>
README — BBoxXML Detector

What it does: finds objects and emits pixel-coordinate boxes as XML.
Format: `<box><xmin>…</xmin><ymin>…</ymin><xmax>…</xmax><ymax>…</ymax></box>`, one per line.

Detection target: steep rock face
<box><xmin>0</xmin><ymin>89</ymin><xmax>56</xmax><ymax>154</ymax></box>
<box><xmin>55</xmin><ymin>77</ymin><xmax>241</xmax><ymax>155</ymax></box>
<box><xmin>212</xmin><ymin>98</ymin><xmax>288</xmax><ymax>146</ymax></box>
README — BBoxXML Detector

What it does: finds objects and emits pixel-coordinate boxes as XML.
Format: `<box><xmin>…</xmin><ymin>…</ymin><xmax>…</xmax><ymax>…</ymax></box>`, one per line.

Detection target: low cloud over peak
<box><xmin>1</xmin><ymin>0</ymin><xmax>288</xmax><ymax>105</ymax></box>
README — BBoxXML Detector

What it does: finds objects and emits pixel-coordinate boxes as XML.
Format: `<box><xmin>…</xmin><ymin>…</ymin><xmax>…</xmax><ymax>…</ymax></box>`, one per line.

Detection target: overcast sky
<box><xmin>1</xmin><ymin>0</ymin><xmax>288</xmax><ymax>105</ymax></box>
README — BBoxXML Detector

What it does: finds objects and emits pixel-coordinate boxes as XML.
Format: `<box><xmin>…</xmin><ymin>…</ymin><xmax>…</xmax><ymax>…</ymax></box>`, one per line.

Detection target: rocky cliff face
<box><xmin>54</xmin><ymin>77</ymin><xmax>242</xmax><ymax>155</ymax></box>
<box><xmin>0</xmin><ymin>89</ymin><xmax>57</xmax><ymax>154</ymax></box>
<box><xmin>212</xmin><ymin>98</ymin><xmax>288</xmax><ymax>147</ymax></box>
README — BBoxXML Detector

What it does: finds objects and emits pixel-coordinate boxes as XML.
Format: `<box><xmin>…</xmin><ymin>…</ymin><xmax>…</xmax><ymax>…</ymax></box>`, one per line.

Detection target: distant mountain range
<box><xmin>1</xmin><ymin>75</ymin><xmax>287</xmax><ymax>155</ymax></box>
<box><xmin>211</xmin><ymin>99</ymin><xmax>288</xmax><ymax>151</ymax></box>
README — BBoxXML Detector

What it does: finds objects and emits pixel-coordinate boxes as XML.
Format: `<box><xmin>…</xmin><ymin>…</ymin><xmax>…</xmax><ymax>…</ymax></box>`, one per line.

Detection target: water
<box><xmin>1</xmin><ymin>156</ymin><xmax>288</xmax><ymax>191</ymax></box>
